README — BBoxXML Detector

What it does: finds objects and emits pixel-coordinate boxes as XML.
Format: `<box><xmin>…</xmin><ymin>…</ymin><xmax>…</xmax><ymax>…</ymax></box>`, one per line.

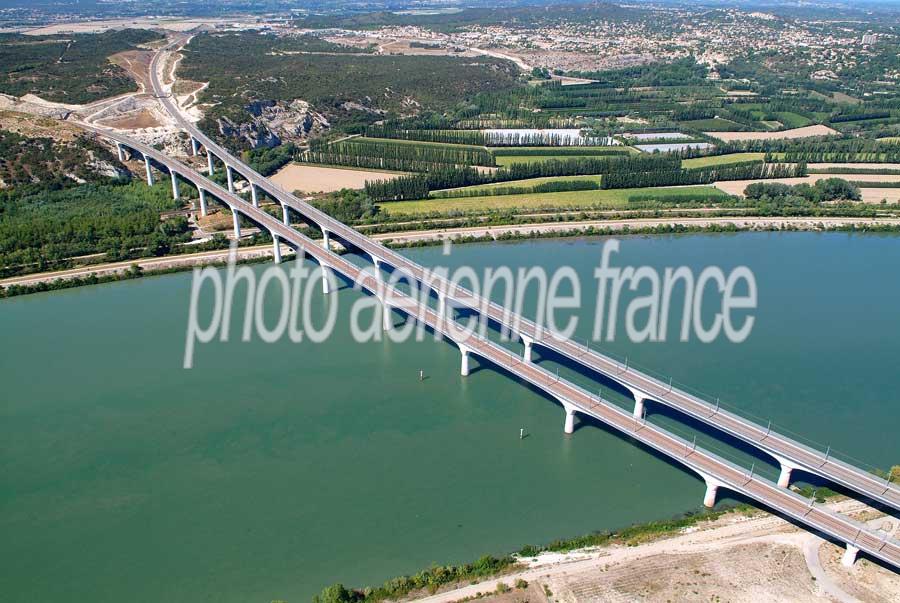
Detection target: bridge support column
<box><xmin>143</xmin><ymin>155</ymin><xmax>154</xmax><ymax>186</ymax></box>
<box><xmin>281</xmin><ymin>203</ymin><xmax>290</xmax><ymax>225</ymax></box>
<box><xmin>322</xmin><ymin>229</ymin><xmax>330</xmax><ymax>250</ymax></box>
<box><xmin>841</xmin><ymin>544</ymin><xmax>859</xmax><ymax>567</ymax></box>
<box><xmin>198</xmin><ymin>188</ymin><xmax>208</xmax><ymax>217</ymax></box>
<box><xmin>250</xmin><ymin>183</ymin><xmax>259</xmax><ymax>207</ymax></box>
<box><xmin>322</xmin><ymin>266</ymin><xmax>331</xmax><ymax>294</ymax></box>
<box><xmin>116</xmin><ymin>142</ymin><xmax>125</xmax><ymax>162</ymax></box>
<box><xmin>632</xmin><ymin>394</ymin><xmax>646</xmax><ymax>419</ymax></box>
<box><xmin>563</xmin><ymin>403</ymin><xmax>576</xmax><ymax>435</ymax></box>
<box><xmin>778</xmin><ymin>465</ymin><xmax>793</xmax><ymax>489</ymax></box>
<box><xmin>460</xmin><ymin>345</ymin><xmax>471</xmax><ymax>377</ymax></box>
<box><xmin>272</xmin><ymin>234</ymin><xmax>281</xmax><ymax>264</ymax></box>
<box><xmin>773</xmin><ymin>457</ymin><xmax>802</xmax><ymax>489</ymax></box>
<box><xmin>170</xmin><ymin>169</ymin><xmax>180</xmax><ymax>200</ymax></box>
<box><xmin>232</xmin><ymin>209</ymin><xmax>241</xmax><ymax>239</ymax></box>
<box><xmin>190</xmin><ymin>137</ymin><xmax>199</xmax><ymax>156</ymax></box>
<box><xmin>207</xmin><ymin>151</ymin><xmax>215</xmax><ymax>175</ymax></box>
<box><xmin>381</xmin><ymin>298</ymin><xmax>392</xmax><ymax>331</ymax></box>
<box><xmin>437</xmin><ymin>292</ymin><xmax>447</xmax><ymax>323</ymax></box>
<box><xmin>521</xmin><ymin>335</ymin><xmax>534</xmax><ymax>363</ymax></box>
<box><xmin>226</xmin><ymin>165</ymin><xmax>235</xmax><ymax>193</ymax></box>
<box><xmin>701</xmin><ymin>476</ymin><xmax>724</xmax><ymax>508</ymax></box>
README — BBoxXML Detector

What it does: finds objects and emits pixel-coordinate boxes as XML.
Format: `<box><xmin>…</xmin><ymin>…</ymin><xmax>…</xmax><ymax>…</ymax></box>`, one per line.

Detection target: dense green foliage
<box><xmin>312</xmin><ymin>555</ymin><xmax>514</xmax><ymax>603</ymax></box>
<box><xmin>0</xmin><ymin>180</ymin><xmax>189</xmax><ymax>277</ymax></box>
<box><xmin>243</xmin><ymin>143</ymin><xmax>297</xmax><ymax>176</ymax></box>
<box><xmin>304</xmin><ymin>138</ymin><xmax>496</xmax><ymax>169</ymax></box>
<box><xmin>0</xmin><ymin>29</ymin><xmax>161</xmax><ymax>102</ymax></box>
<box><xmin>601</xmin><ymin>162</ymin><xmax>804</xmax><ymax>189</ymax></box>
<box><xmin>366</xmin><ymin>155</ymin><xmax>680</xmax><ymax>201</ymax></box>
<box><xmin>311</xmin><ymin>189</ymin><xmax>380</xmax><ymax>223</ymax></box>
<box><xmin>744</xmin><ymin>178</ymin><xmax>861</xmax><ymax>202</ymax></box>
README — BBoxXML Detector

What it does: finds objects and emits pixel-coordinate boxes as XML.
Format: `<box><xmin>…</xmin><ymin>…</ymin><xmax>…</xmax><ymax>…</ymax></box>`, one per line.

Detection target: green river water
<box><xmin>1</xmin><ymin>232</ymin><xmax>898</xmax><ymax>602</ymax></box>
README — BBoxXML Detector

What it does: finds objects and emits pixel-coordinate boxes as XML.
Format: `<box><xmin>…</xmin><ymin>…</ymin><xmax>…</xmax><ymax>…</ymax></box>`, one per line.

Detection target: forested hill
<box><xmin>0</xmin><ymin>29</ymin><xmax>162</xmax><ymax>103</ymax></box>
<box><xmin>0</xmin><ymin>129</ymin><xmax>127</xmax><ymax>188</ymax></box>
<box><xmin>179</xmin><ymin>31</ymin><xmax>522</xmax><ymax>151</ymax></box>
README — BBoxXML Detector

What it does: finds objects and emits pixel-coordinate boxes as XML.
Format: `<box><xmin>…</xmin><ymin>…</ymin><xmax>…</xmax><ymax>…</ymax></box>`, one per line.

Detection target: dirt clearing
<box><xmin>270</xmin><ymin>163</ymin><xmax>407</xmax><ymax>194</ymax></box>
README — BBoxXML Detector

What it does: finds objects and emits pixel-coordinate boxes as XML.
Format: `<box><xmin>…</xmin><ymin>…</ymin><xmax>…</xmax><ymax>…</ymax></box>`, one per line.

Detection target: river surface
<box><xmin>1</xmin><ymin>232</ymin><xmax>898</xmax><ymax>602</ymax></box>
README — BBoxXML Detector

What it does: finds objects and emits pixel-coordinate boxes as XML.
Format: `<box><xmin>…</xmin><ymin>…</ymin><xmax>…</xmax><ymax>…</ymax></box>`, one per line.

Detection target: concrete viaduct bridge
<box><xmin>90</xmin><ymin>122</ymin><xmax>900</xmax><ymax>571</ymax></box>
<box><xmin>145</xmin><ymin>42</ymin><xmax>900</xmax><ymax>519</ymax></box>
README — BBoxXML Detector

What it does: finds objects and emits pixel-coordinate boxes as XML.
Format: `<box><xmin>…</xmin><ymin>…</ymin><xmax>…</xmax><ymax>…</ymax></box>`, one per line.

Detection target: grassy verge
<box><xmin>380</xmin><ymin>186</ymin><xmax>728</xmax><ymax>215</ymax></box>
<box><xmin>681</xmin><ymin>152</ymin><xmax>766</xmax><ymax>169</ymax></box>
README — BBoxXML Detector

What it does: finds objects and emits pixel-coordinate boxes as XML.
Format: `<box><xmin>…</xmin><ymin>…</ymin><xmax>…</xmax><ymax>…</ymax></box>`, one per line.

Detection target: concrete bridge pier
<box><xmin>198</xmin><ymin>188</ymin><xmax>208</xmax><ymax>217</ymax></box>
<box><xmin>272</xmin><ymin>234</ymin><xmax>282</xmax><ymax>264</ymax></box>
<box><xmin>842</xmin><ymin>544</ymin><xmax>860</xmax><ymax>567</ymax></box>
<box><xmin>170</xmin><ymin>169</ymin><xmax>180</xmax><ymax>200</ymax></box>
<box><xmin>701</xmin><ymin>475</ymin><xmax>726</xmax><ymax>508</ymax></box>
<box><xmin>321</xmin><ymin>264</ymin><xmax>331</xmax><ymax>294</ymax></box>
<box><xmin>459</xmin><ymin>344</ymin><xmax>472</xmax><ymax>377</ymax></box>
<box><xmin>322</xmin><ymin>229</ymin><xmax>330</xmax><ymax>250</ymax></box>
<box><xmin>773</xmin><ymin>456</ymin><xmax>803</xmax><ymax>488</ymax></box>
<box><xmin>116</xmin><ymin>142</ymin><xmax>125</xmax><ymax>162</ymax></box>
<box><xmin>281</xmin><ymin>203</ymin><xmax>290</xmax><ymax>225</ymax></box>
<box><xmin>226</xmin><ymin>165</ymin><xmax>235</xmax><ymax>193</ymax></box>
<box><xmin>142</xmin><ymin>155</ymin><xmax>154</xmax><ymax>186</ymax></box>
<box><xmin>190</xmin><ymin>137</ymin><xmax>200</xmax><ymax>156</ymax></box>
<box><xmin>381</xmin><ymin>298</ymin><xmax>392</xmax><ymax>331</ymax></box>
<box><xmin>631</xmin><ymin>391</ymin><xmax>648</xmax><ymax>419</ymax></box>
<box><xmin>206</xmin><ymin>151</ymin><xmax>215</xmax><ymax>175</ymax></box>
<box><xmin>562</xmin><ymin>402</ymin><xmax>577</xmax><ymax>434</ymax></box>
<box><xmin>521</xmin><ymin>334</ymin><xmax>534</xmax><ymax>363</ymax></box>
<box><xmin>231</xmin><ymin>209</ymin><xmax>241</xmax><ymax>239</ymax></box>
<box><xmin>250</xmin><ymin>183</ymin><xmax>259</xmax><ymax>207</ymax></box>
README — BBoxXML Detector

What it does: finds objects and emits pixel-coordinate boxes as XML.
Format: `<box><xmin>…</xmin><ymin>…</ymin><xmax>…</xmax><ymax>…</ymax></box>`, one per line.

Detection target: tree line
<box><xmin>433</xmin><ymin>179</ymin><xmax>599</xmax><ymax>199</ymax></box>
<box><xmin>365</xmin><ymin>155</ymin><xmax>680</xmax><ymax>201</ymax></box>
<box><xmin>302</xmin><ymin>138</ymin><xmax>496</xmax><ymax>169</ymax></box>
<box><xmin>600</xmin><ymin>162</ymin><xmax>805</xmax><ymax>189</ymax></box>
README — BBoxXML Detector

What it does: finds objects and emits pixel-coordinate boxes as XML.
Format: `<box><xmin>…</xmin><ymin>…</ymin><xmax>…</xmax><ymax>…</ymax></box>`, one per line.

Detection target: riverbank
<box><xmin>322</xmin><ymin>496</ymin><xmax>898</xmax><ymax>603</ymax></box>
<box><xmin>410</xmin><ymin>498</ymin><xmax>899</xmax><ymax>603</ymax></box>
<box><xmin>4</xmin><ymin>215</ymin><xmax>900</xmax><ymax>297</ymax></box>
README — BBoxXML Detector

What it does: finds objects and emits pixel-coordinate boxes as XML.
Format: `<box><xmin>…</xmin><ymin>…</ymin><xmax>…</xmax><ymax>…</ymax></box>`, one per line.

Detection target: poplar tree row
<box><xmin>600</xmin><ymin>162</ymin><xmax>806</xmax><ymax>189</ymax></box>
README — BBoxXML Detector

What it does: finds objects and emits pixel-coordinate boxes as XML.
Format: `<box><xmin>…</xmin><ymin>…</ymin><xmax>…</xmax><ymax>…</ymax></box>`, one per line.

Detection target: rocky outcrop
<box><xmin>217</xmin><ymin>99</ymin><xmax>330</xmax><ymax>149</ymax></box>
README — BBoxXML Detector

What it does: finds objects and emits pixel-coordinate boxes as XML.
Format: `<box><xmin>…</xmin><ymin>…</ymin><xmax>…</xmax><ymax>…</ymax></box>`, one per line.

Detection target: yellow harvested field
<box><xmin>706</xmin><ymin>125</ymin><xmax>838</xmax><ymax>142</ymax></box>
<box><xmin>714</xmin><ymin>173</ymin><xmax>900</xmax><ymax>203</ymax></box>
<box><xmin>270</xmin><ymin>163</ymin><xmax>406</xmax><ymax>194</ymax></box>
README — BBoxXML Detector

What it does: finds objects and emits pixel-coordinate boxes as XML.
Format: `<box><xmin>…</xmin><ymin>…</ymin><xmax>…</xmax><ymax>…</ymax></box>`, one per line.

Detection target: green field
<box><xmin>774</xmin><ymin>111</ymin><xmax>813</xmax><ymax>128</ymax></box>
<box><xmin>437</xmin><ymin>174</ymin><xmax>603</xmax><ymax>195</ymax></box>
<box><xmin>679</xmin><ymin>117</ymin><xmax>745</xmax><ymax>131</ymax></box>
<box><xmin>681</xmin><ymin>152</ymin><xmax>766</xmax><ymax>168</ymax></box>
<box><xmin>381</xmin><ymin>185</ymin><xmax>728</xmax><ymax>215</ymax></box>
